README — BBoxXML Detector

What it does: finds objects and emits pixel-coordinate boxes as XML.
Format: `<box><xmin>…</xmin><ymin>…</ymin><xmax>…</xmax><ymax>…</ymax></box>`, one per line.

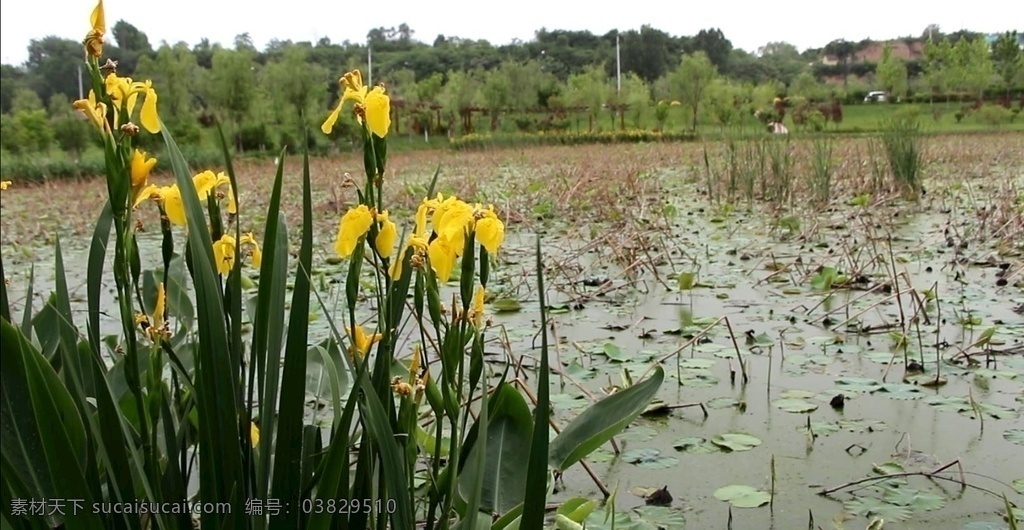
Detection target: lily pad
<box><xmin>618</xmin><ymin>426</ymin><xmax>658</xmax><ymax>443</ymax></box>
<box><xmin>843</xmin><ymin>496</ymin><xmax>913</xmax><ymax>521</ymax></box>
<box><xmin>835</xmin><ymin>376</ymin><xmax>883</xmax><ymax>393</ymax></box>
<box><xmin>1005</xmin><ymin>429</ymin><xmax>1024</xmax><ymax>447</ymax></box>
<box><xmin>602</xmin><ymin>342</ymin><xmax>631</xmax><ymax>362</ymax></box>
<box><xmin>710</xmin><ymin>433</ymin><xmax>762</xmax><ymax>452</ymax></box>
<box><xmin>877</xmin><ymin>383</ymin><xmax>923</xmax><ymax>400</ymax></box>
<box><xmin>622</xmin><ymin>448</ymin><xmax>679</xmax><ymax>469</ymax></box>
<box><xmin>1014</xmin><ymin>478</ymin><xmax>1024</xmax><ymax>494</ymax></box>
<box><xmin>882</xmin><ymin>488</ymin><xmax>946</xmax><ymax>511</ymax></box>
<box><xmin>713</xmin><ymin>484</ymin><xmax>771</xmax><ymax>508</ymax></box>
<box><xmin>672</xmin><ymin>437</ymin><xmax>719</xmax><ymax>454</ymax></box>
<box><xmin>773</xmin><ymin>397</ymin><xmax>818</xmax><ymax>413</ymax></box>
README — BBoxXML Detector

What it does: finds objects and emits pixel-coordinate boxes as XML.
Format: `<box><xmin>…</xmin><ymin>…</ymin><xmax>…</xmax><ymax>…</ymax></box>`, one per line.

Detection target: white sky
<box><xmin>1</xmin><ymin>0</ymin><xmax>1017</xmax><ymax>65</ymax></box>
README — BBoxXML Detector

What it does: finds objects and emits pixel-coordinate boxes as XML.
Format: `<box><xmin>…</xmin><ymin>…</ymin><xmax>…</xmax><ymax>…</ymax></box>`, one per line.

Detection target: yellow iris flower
<box><xmin>0</xmin><ymin>181</ymin><xmax>11</xmax><ymax>191</ymax></box>
<box><xmin>240</xmin><ymin>232</ymin><xmax>263</xmax><ymax>269</ymax></box>
<box><xmin>104</xmin><ymin>73</ymin><xmax>161</xmax><ymax>133</ymax></box>
<box><xmin>73</xmin><ymin>90</ymin><xmax>108</xmax><ymax>132</ymax></box>
<box><xmin>470</xmin><ymin>285</ymin><xmax>486</xmax><ymax>328</ymax></box>
<box><xmin>250</xmin><ymin>422</ymin><xmax>260</xmax><ymax>447</ymax></box>
<box><xmin>427</xmin><ymin>234</ymin><xmax>459</xmax><ymax>283</ymax></box>
<box><xmin>130</xmin><ymin>149</ymin><xmax>156</xmax><ymax>205</ymax></box>
<box><xmin>84</xmin><ymin>0</ymin><xmax>105</xmax><ymax>58</ymax></box>
<box><xmin>334</xmin><ymin>204</ymin><xmax>374</xmax><ymax>258</ymax></box>
<box><xmin>193</xmin><ymin>170</ymin><xmax>237</xmax><ymax>215</ymax></box>
<box><xmin>212</xmin><ymin>235</ymin><xmax>237</xmax><ymax>276</ymax></box>
<box><xmin>321</xmin><ymin>69</ymin><xmax>391</xmax><ymax>138</ymax></box>
<box><xmin>347</xmin><ymin>325</ymin><xmax>382</xmax><ymax>361</ymax></box>
<box><xmin>374</xmin><ymin>210</ymin><xmax>398</xmax><ymax>258</ymax></box>
<box><xmin>474</xmin><ymin>206</ymin><xmax>505</xmax><ymax>255</ymax></box>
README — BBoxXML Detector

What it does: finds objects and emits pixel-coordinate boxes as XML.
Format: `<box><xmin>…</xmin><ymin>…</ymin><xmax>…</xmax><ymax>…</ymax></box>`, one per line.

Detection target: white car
<box><xmin>864</xmin><ymin>91</ymin><xmax>888</xmax><ymax>103</ymax></box>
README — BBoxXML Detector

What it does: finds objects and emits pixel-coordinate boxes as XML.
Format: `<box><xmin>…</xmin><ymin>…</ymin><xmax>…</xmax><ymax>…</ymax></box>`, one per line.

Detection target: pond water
<box><xmin>3</xmin><ymin>186</ymin><xmax>1022</xmax><ymax>530</ymax></box>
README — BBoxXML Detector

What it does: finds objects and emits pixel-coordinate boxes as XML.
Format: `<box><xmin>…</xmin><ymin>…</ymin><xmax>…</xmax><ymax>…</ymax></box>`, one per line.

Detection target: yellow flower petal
<box><xmin>365</xmin><ymin>87</ymin><xmax>391</xmax><ymax>138</ymax></box>
<box><xmin>471</xmin><ymin>285</ymin><xmax>486</xmax><ymax>328</ymax></box>
<box><xmin>161</xmin><ymin>185</ymin><xmax>187</xmax><ymax>226</ymax></box>
<box><xmin>347</xmin><ymin>325</ymin><xmax>382</xmax><ymax>360</ymax></box>
<box><xmin>212</xmin><ymin>235</ymin><xmax>237</xmax><ymax>276</ymax></box>
<box><xmin>334</xmin><ymin>205</ymin><xmax>374</xmax><ymax>258</ymax></box>
<box><xmin>84</xmin><ymin>0</ymin><xmax>105</xmax><ymax>57</ymax></box>
<box><xmin>321</xmin><ymin>100</ymin><xmax>344</xmax><ymax>134</ymax></box>
<box><xmin>428</xmin><ymin>235</ymin><xmax>458</xmax><ymax>283</ymax></box>
<box><xmin>130</xmin><ymin>149</ymin><xmax>156</xmax><ymax>188</ymax></box>
<box><xmin>250</xmin><ymin>422</ymin><xmax>260</xmax><ymax>447</ymax></box>
<box><xmin>140</xmin><ymin>87</ymin><xmax>161</xmax><ymax>133</ymax></box>
<box><xmin>0</xmin><ymin>181</ymin><xmax>11</xmax><ymax>191</ymax></box>
<box><xmin>475</xmin><ymin>215</ymin><xmax>505</xmax><ymax>255</ymax></box>
<box><xmin>375</xmin><ymin>211</ymin><xmax>398</xmax><ymax>258</ymax></box>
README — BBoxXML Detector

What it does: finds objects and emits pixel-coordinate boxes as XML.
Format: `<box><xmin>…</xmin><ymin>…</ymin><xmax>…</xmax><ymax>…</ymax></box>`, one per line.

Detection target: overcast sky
<box><xmin>1</xmin><ymin>0</ymin><xmax>1016</xmax><ymax>65</ymax></box>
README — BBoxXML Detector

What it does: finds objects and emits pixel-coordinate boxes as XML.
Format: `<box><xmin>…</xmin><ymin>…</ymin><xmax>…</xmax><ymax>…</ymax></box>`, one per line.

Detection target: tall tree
<box><xmin>992</xmin><ymin>31</ymin><xmax>1024</xmax><ymax>98</ymax></box>
<box><xmin>951</xmin><ymin>36</ymin><xmax>995</xmax><ymax>100</ymax></box>
<box><xmin>112</xmin><ymin>20</ymin><xmax>153</xmax><ymax>54</ymax></box>
<box><xmin>617</xmin><ymin>26</ymin><xmax>674</xmax><ymax>82</ymax></box>
<box><xmin>25</xmin><ymin>37</ymin><xmax>83</xmax><ymax>104</ymax></box>
<box><xmin>670</xmin><ymin>52</ymin><xmax>718</xmax><ymax>131</ymax></box>
<box><xmin>876</xmin><ymin>44</ymin><xmax>908</xmax><ymax>98</ymax></box>
<box><xmin>922</xmin><ymin>37</ymin><xmax>953</xmax><ymax>103</ymax></box>
<box><xmin>689</xmin><ymin>28</ymin><xmax>733</xmax><ymax>71</ymax></box>
<box><xmin>208</xmin><ymin>48</ymin><xmax>258</xmax><ymax>147</ymax></box>
<box><xmin>757</xmin><ymin>41</ymin><xmax>805</xmax><ymax>86</ymax></box>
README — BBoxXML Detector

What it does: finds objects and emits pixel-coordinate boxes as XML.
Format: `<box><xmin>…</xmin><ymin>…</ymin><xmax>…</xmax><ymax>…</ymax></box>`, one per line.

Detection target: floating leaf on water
<box><xmin>773</xmin><ymin>397</ymin><xmax>818</xmax><ymax>413</ymax></box>
<box><xmin>781</xmin><ymin>287</ymin><xmax>803</xmax><ymax>295</ymax></box>
<box><xmin>492</xmin><ymin>298</ymin><xmax>523</xmax><ymax>313</ymax></box>
<box><xmin>780</xmin><ymin>389</ymin><xmax>816</xmax><ymax>399</ymax></box>
<box><xmin>672</xmin><ymin>437</ymin><xmax>719</xmax><ymax>454</ymax></box>
<box><xmin>1004</xmin><ymin>429</ymin><xmax>1024</xmax><ymax>447</ymax></box>
<box><xmin>632</xmin><ymin>506</ymin><xmax>687</xmax><ymax>526</ymax></box>
<box><xmin>877</xmin><ymin>383</ymin><xmax>923</xmax><ymax>400</ymax></box>
<box><xmin>621</xmin><ymin>448</ymin><xmax>679</xmax><ymax>469</ymax></box>
<box><xmin>962</xmin><ymin>523</ymin><xmax>1014</xmax><ymax>530</ymax></box>
<box><xmin>1013</xmin><ymin>478</ymin><xmax>1024</xmax><ymax>494</ymax></box>
<box><xmin>602</xmin><ymin>342</ymin><xmax>631</xmax><ymax>362</ymax></box>
<box><xmin>873</xmin><ymin>461</ymin><xmax>906</xmax><ymax>475</ymax></box>
<box><xmin>974</xmin><ymin>368</ymin><xmax>1018</xmax><ymax>380</ymax></box>
<box><xmin>713</xmin><ymin>484</ymin><xmax>771</xmax><ymax>508</ymax></box>
<box><xmin>710</xmin><ymin>433</ymin><xmax>762</xmax><ymax>452</ymax></box>
<box><xmin>882</xmin><ymin>489</ymin><xmax>947</xmax><ymax>512</ymax></box>
<box><xmin>843</xmin><ymin>496</ymin><xmax>913</xmax><ymax>521</ymax></box>
<box><xmin>617</xmin><ymin>426</ymin><xmax>658</xmax><ymax>443</ymax></box>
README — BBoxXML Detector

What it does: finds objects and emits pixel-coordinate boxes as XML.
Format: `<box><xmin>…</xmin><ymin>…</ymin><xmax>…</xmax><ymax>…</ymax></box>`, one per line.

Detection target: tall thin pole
<box><xmin>78</xmin><ymin>64</ymin><xmax>84</xmax><ymax>99</ymax></box>
<box><xmin>616</xmin><ymin>33</ymin><xmax>622</xmax><ymax>93</ymax></box>
<box><xmin>368</xmin><ymin>42</ymin><xmax>373</xmax><ymax>86</ymax></box>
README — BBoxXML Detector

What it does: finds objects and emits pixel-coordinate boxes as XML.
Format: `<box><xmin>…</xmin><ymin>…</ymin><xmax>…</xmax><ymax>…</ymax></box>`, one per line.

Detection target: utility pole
<box><xmin>78</xmin><ymin>64</ymin><xmax>84</xmax><ymax>99</ymax></box>
<box><xmin>616</xmin><ymin>33</ymin><xmax>622</xmax><ymax>93</ymax></box>
<box><xmin>368</xmin><ymin>41</ymin><xmax>373</xmax><ymax>86</ymax></box>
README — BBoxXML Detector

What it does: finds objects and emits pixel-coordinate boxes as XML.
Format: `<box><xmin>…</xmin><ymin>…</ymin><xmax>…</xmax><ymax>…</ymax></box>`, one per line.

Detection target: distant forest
<box><xmin>2</xmin><ymin>22</ymin><xmax>1021</xmax><ymax>154</ymax></box>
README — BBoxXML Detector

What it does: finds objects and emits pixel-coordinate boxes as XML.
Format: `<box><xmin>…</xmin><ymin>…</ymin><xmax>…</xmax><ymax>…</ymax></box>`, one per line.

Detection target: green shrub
<box><xmin>974</xmin><ymin>104</ymin><xmax>1014</xmax><ymax>126</ymax></box>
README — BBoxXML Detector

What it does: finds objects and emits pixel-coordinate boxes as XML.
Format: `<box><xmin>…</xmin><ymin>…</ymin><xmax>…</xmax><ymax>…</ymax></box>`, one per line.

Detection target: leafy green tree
<box><xmin>706</xmin><ymin>79</ymin><xmax>741</xmax><ymax>130</ymax></box>
<box><xmin>25</xmin><ymin>37</ymin><xmax>83</xmax><ymax>105</ymax></box>
<box><xmin>669</xmin><ymin>52</ymin><xmax>718</xmax><ymax>131</ymax></box>
<box><xmin>11</xmin><ymin>88</ymin><xmax>43</xmax><ymax>112</ymax></box>
<box><xmin>952</xmin><ymin>37</ymin><xmax>995</xmax><ymax>100</ymax></box>
<box><xmin>757</xmin><ymin>42</ymin><xmax>806</xmax><ymax>87</ymax></box>
<box><xmin>1</xmin><ymin>65</ymin><xmax>30</xmax><ymax>114</ymax></box>
<box><xmin>564</xmin><ymin>65</ymin><xmax>612</xmax><ymax>131</ymax></box>
<box><xmin>620</xmin><ymin>73</ymin><xmax>652</xmax><ymax>129</ymax></box>
<box><xmin>789</xmin><ymin>71</ymin><xmax>826</xmax><ymax>101</ymax></box>
<box><xmin>876</xmin><ymin>44</ymin><xmax>909</xmax><ymax>98</ymax></box>
<box><xmin>992</xmin><ymin>31</ymin><xmax>1023</xmax><ymax>98</ymax></box>
<box><xmin>438</xmin><ymin>69</ymin><xmax>480</xmax><ymax>134</ymax></box>
<box><xmin>263</xmin><ymin>45</ymin><xmax>329</xmax><ymax>133</ymax></box>
<box><xmin>922</xmin><ymin>38</ymin><xmax>953</xmax><ymax>103</ymax></box>
<box><xmin>824</xmin><ymin>39</ymin><xmax>856</xmax><ymax>88</ymax></box>
<box><xmin>689</xmin><ymin>28</ymin><xmax>733</xmax><ymax>71</ymax></box>
<box><xmin>208</xmin><ymin>48</ymin><xmax>258</xmax><ymax>148</ymax></box>
<box><xmin>9</xmin><ymin>109</ymin><xmax>53</xmax><ymax>153</ymax></box>
<box><xmin>112</xmin><ymin>20</ymin><xmax>152</xmax><ymax>54</ymax></box>
<box><xmin>136</xmin><ymin>43</ymin><xmax>205</xmax><ymax>136</ymax></box>
<box><xmin>617</xmin><ymin>26</ymin><xmax>675</xmax><ymax>82</ymax></box>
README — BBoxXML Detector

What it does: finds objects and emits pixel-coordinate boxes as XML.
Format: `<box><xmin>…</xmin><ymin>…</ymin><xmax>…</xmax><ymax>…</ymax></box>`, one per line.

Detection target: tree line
<box><xmin>1</xmin><ymin>22</ymin><xmax>1021</xmax><ymax>157</ymax></box>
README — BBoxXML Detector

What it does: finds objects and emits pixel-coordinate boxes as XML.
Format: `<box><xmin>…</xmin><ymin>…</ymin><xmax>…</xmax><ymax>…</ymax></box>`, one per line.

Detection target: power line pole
<box><xmin>368</xmin><ymin>41</ymin><xmax>373</xmax><ymax>86</ymax></box>
<box><xmin>616</xmin><ymin>33</ymin><xmax>622</xmax><ymax>93</ymax></box>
